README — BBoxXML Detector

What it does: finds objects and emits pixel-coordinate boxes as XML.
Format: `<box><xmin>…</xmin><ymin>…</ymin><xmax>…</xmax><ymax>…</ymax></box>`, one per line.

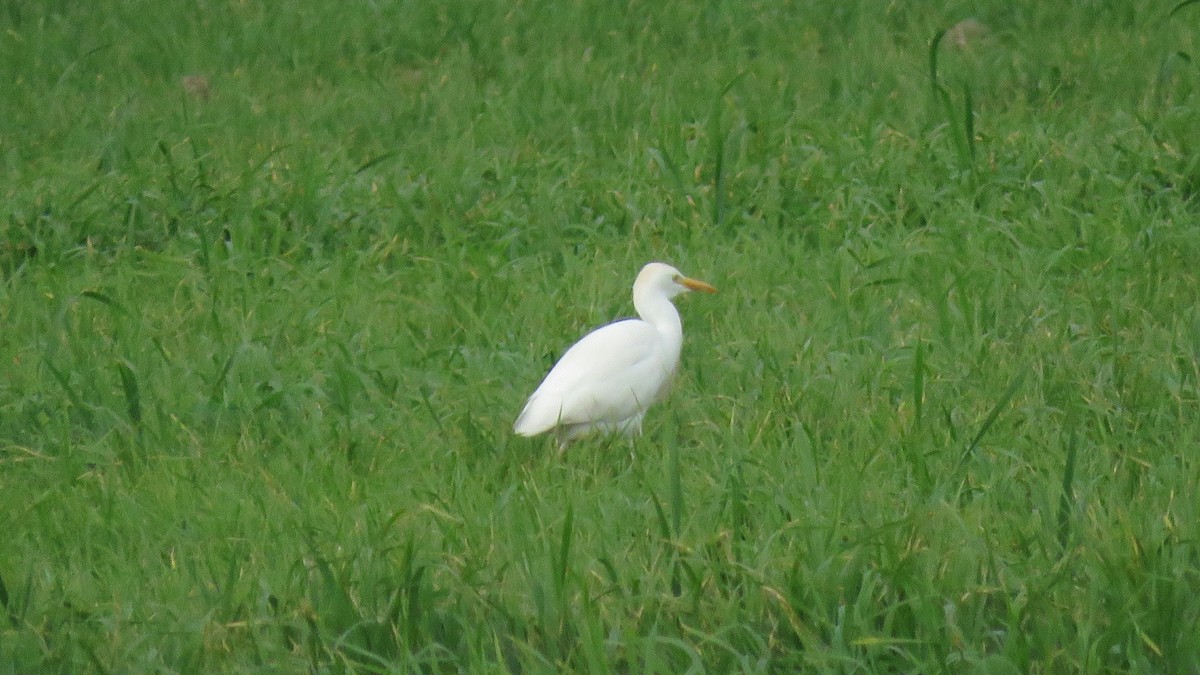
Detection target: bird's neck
<box><xmin>634</xmin><ymin>293</ymin><xmax>683</xmax><ymax>356</ymax></box>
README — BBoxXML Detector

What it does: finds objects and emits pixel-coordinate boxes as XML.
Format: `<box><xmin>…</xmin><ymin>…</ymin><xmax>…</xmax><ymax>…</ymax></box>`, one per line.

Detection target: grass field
<box><xmin>3</xmin><ymin>1</ymin><xmax>1199</xmax><ymax>672</ymax></box>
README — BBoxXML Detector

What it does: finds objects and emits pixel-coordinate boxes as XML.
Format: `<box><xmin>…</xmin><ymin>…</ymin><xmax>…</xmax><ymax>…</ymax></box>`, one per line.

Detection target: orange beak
<box><xmin>680</xmin><ymin>276</ymin><xmax>717</xmax><ymax>294</ymax></box>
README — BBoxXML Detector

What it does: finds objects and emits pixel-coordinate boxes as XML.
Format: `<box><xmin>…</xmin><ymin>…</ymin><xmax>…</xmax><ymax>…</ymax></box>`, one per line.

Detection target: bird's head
<box><xmin>636</xmin><ymin>262</ymin><xmax>718</xmax><ymax>299</ymax></box>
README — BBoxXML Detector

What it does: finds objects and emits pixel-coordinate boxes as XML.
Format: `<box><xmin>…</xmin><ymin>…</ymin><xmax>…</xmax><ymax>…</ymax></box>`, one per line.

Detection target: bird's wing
<box><xmin>514</xmin><ymin>319</ymin><xmax>671</xmax><ymax>435</ymax></box>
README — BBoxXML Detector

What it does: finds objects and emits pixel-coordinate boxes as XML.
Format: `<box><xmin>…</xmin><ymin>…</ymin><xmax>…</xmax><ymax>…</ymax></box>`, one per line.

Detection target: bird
<box><xmin>513</xmin><ymin>262</ymin><xmax>717</xmax><ymax>447</ymax></box>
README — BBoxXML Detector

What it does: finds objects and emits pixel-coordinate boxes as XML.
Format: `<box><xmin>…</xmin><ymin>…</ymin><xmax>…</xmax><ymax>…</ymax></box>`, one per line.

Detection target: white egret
<box><xmin>513</xmin><ymin>262</ymin><xmax>717</xmax><ymax>446</ymax></box>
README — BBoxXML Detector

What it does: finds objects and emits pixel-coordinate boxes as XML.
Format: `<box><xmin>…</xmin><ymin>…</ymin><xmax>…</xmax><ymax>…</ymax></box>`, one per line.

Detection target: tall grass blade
<box><xmin>720</xmin><ymin>71</ymin><xmax>749</xmax><ymax>97</ymax></box>
<box><xmin>417</xmin><ymin>384</ymin><xmax>445</xmax><ymax>434</ymax></box>
<box><xmin>355</xmin><ymin>150</ymin><xmax>400</xmax><ymax>175</ymax></box>
<box><xmin>196</xmin><ymin>218</ymin><xmax>213</xmax><ymax>273</ymax></box>
<box><xmin>727</xmin><ymin>456</ymin><xmax>745</xmax><ymax>536</ymax></box>
<box><xmin>116</xmin><ymin>360</ymin><xmax>142</xmax><ymax>427</ymax></box>
<box><xmin>577</xmin><ymin>590</ymin><xmax>609</xmax><ymax>675</ymax></box>
<box><xmin>157</xmin><ymin>140</ymin><xmax>180</xmax><ymax>197</ymax></box>
<box><xmin>648</xmin><ymin>488</ymin><xmax>682</xmax><ymax>596</ymax></box>
<box><xmin>669</xmin><ymin>435</ymin><xmax>682</xmax><ymax>539</ymax></box>
<box><xmin>0</xmin><ymin>570</ymin><xmax>9</xmax><ymax>625</ymax></box>
<box><xmin>312</xmin><ymin>556</ymin><xmax>358</xmax><ymax>638</ymax></box>
<box><xmin>962</xmin><ymin>82</ymin><xmax>976</xmax><ymax>164</ymax></box>
<box><xmin>0</xmin><ymin>568</ymin><xmax>31</xmax><ymax>629</ymax></box>
<box><xmin>648</xmin><ymin>489</ymin><xmax>672</xmax><ymax>540</ymax></box>
<box><xmin>1057</xmin><ymin>428</ymin><xmax>1078</xmax><ymax>551</ymax></box>
<box><xmin>957</xmin><ymin>368</ymin><xmax>1027</xmax><ymax>471</ymax></box>
<box><xmin>209</xmin><ymin>349</ymin><xmax>237</xmax><ymax>405</ymax></box>
<box><xmin>648</xmin><ymin>147</ymin><xmax>687</xmax><ymax>198</ymax></box>
<box><xmin>710</xmin><ymin>72</ymin><xmax>747</xmax><ymax>228</ymax></box>
<box><xmin>185</xmin><ymin>135</ymin><xmax>212</xmax><ymax>194</ymax></box>
<box><xmin>667</xmin><ymin>426</ymin><xmax>684</xmax><ymax>597</ymax></box>
<box><xmin>928</xmin><ymin>29</ymin><xmax>947</xmax><ymax>96</ymax></box>
<box><xmin>400</xmin><ymin>536</ymin><xmax>426</xmax><ymax>647</ymax></box>
<box><xmin>80</xmin><ymin>290</ymin><xmax>128</xmax><ymax>316</ymax></box>
<box><xmin>944</xmin><ymin>90</ymin><xmax>970</xmax><ymax>170</ymax></box>
<box><xmin>912</xmin><ymin>338</ymin><xmax>926</xmax><ymax>429</ymax></box>
<box><xmin>67</xmin><ymin>180</ymin><xmax>102</xmax><ymax>211</ymax></box>
<box><xmin>928</xmin><ymin>28</ymin><xmax>975</xmax><ymax>172</ymax></box>
<box><xmin>555</xmin><ymin>502</ymin><xmax>574</xmax><ymax>597</ymax></box>
<box><xmin>43</xmin><ymin>357</ymin><xmax>94</xmax><ymax>427</ymax></box>
<box><xmin>1168</xmin><ymin>0</ymin><xmax>1200</xmax><ymax>18</ymax></box>
<box><xmin>712</xmin><ymin>122</ymin><xmax>727</xmax><ymax>228</ymax></box>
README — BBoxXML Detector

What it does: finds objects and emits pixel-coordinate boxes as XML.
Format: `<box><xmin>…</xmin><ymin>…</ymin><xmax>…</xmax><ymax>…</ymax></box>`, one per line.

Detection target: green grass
<box><xmin>2</xmin><ymin>0</ymin><xmax>1199</xmax><ymax>671</ymax></box>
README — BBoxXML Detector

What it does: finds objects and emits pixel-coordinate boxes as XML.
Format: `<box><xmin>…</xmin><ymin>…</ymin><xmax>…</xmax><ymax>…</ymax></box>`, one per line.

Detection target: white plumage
<box><xmin>513</xmin><ymin>262</ymin><xmax>716</xmax><ymax>446</ymax></box>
